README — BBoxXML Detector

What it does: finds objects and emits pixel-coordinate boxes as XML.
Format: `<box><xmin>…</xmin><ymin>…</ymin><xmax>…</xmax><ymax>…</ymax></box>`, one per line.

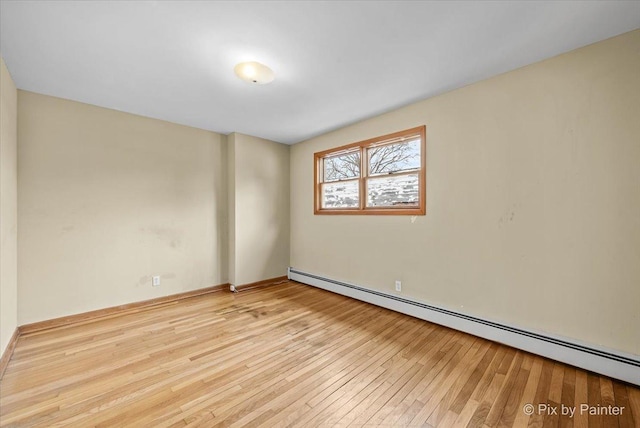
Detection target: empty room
<box><xmin>1</xmin><ymin>1</ymin><xmax>639</xmax><ymax>427</ymax></box>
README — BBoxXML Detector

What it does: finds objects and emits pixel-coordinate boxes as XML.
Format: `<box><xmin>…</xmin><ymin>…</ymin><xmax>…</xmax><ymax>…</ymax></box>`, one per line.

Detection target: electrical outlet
<box><xmin>395</xmin><ymin>280</ymin><xmax>402</xmax><ymax>292</ymax></box>
<box><xmin>152</xmin><ymin>276</ymin><xmax>161</xmax><ymax>287</ymax></box>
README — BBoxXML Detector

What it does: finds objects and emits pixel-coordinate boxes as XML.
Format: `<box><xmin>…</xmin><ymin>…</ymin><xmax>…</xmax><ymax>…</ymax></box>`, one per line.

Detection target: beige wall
<box><xmin>1</xmin><ymin>58</ymin><xmax>18</xmax><ymax>354</ymax></box>
<box><xmin>228</xmin><ymin>133</ymin><xmax>290</xmax><ymax>286</ymax></box>
<box><xmin>227</xmin><ymin>133</ymin><xmax>237</xmax><ymax>286</ymax></box>
<box><xmin>290</xmin><ymin>30</ymin><xmax>640</xmax><ymax>356</ymax></box>
<box><xmin>18</xmin><ymin>91</ymin><xmax>228</xmax><ymax>325</ymax></box>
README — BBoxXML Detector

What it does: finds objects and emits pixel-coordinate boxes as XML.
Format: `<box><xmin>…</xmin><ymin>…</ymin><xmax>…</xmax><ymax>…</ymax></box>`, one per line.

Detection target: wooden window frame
<box><xmin>314</xmin><ymin>126</ymin><xmax>426</xmax><ymax>215</ymax></box>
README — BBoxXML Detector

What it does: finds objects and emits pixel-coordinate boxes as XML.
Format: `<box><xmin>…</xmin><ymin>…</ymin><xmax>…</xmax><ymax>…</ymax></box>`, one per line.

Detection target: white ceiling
<box><xmin>1</xmin><ymin>1</ymin><xmax>639</xmax><ymax>144</ymax></box>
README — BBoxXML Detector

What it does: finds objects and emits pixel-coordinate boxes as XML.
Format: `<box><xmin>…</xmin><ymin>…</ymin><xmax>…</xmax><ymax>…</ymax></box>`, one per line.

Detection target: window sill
<box><xmin>314</xmin><ymin>207</ymin><xmax>425</xmax><ymax>216</ymax></box>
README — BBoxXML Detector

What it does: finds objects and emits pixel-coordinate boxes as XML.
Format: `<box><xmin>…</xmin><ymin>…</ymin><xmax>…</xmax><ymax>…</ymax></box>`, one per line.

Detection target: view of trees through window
<box><xmin>315</xmin><ymin>126</ymin><xmax>426</xmax><ymax>215</ymax></box>
<box><xmin>323</xmin><ymin>139</ymin><xmax>419</xmax><ymax>181</ymax></box>
<box><xmin>323</xmin><ymin>152</ymin><xmax>360</xmax><ymax>181</ymax></box>
<box><xmin>368</xmin><ymin>139</ymin><xmax>420</xmax><ymax>175</ymax></box>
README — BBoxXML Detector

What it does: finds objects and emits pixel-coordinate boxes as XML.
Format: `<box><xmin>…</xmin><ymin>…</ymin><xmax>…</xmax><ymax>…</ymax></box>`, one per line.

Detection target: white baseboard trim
<box><xmin>288</xmin><ymin>267</ymin><xmax>640</xmax><ymax>386</ymax></box>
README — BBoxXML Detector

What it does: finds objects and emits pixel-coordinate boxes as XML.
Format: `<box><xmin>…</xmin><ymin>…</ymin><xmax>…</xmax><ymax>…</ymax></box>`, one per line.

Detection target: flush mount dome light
<box><xmin>234</xmin><ymin>61</ymin><xmax>275</xmax><ymax>84</ymax></box>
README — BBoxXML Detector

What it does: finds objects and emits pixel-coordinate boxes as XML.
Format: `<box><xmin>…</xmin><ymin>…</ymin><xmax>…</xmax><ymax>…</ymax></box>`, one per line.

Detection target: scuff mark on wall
<box><xmin>140</xmin><ymin>226</ymin><xmax>183</xmax><ymax>249</ymax></box>
<box><xmin>61</xmin><ymin>225</ymin><xmax>75</xmax><ymax>234</ymax></box>
<box><xmin>498</xmin><ymin>204</ymin><xmax>517</xmax><ymax>226</ymax></box>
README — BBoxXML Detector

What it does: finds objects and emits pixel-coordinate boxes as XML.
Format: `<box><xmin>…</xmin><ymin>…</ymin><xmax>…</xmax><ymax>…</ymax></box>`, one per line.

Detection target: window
<box><xmin>314</xmin><ymin>126</ymin><xmax>426</xmax><ymax>215</ymax></box>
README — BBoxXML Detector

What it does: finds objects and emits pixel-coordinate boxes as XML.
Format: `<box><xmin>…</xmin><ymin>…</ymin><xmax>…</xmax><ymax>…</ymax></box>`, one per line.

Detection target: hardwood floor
<box><xmin>1</xmin><ymin>281</ymin><xmax>638</xmax><ymax>427</ymax></box>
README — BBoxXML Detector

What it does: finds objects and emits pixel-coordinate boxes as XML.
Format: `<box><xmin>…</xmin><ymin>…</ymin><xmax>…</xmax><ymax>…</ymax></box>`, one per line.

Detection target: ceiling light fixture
<box><xmin>234</xmin><ymin>61</ymin><xmax>275</xmax><ymax>84</ymax></box>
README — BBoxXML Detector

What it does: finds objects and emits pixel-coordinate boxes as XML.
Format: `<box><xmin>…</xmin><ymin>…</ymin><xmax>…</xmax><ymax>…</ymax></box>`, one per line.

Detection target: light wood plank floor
<box><xmin>1</xmin><ymin>281</ymin><xmax>638</xmax><ymax>427</ymax></box>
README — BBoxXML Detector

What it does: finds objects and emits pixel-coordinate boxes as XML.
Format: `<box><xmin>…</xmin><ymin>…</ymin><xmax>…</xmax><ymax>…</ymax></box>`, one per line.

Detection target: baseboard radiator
<box><xmin>288</xmin><ymin>268</ymin><xmax>640</xmax><ymax>386</ymax></box>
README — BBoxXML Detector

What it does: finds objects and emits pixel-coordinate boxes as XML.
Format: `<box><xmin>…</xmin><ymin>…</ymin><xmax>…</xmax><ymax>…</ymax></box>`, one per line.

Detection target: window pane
<box><xmin>368</xmin><ymin>138</ymin><xmax>420</xmax><ymax>175</ymax></box>
<box><xmin>367</xmin><ymin>174</ymin><xmax>419</xmax><ymax>207</ymax></box>
<box><xmin>322</xmin><ymin>181</ymin><xmax>359</xmax><ymax>208</ymax></box>
<box><xmin>323</xmin><ymin>151</ymin><xmax>360</xmax><ymax>182</ymax></box>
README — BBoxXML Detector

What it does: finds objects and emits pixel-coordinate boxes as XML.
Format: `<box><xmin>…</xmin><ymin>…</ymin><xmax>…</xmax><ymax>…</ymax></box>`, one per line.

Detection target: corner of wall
<box><xmin>227</xmin><ymin>133</ymin><xmax>290</xmax><ymax>286</ymax></box>
<box><xmin>0</xmin><ymin>56</ymin><xmax>19</xmax><ymax>356</ymax></box>
<box><xmin>227</xmin><ymin>133</ymin><xmax>237</xmax><ymax>286</ymax></box>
